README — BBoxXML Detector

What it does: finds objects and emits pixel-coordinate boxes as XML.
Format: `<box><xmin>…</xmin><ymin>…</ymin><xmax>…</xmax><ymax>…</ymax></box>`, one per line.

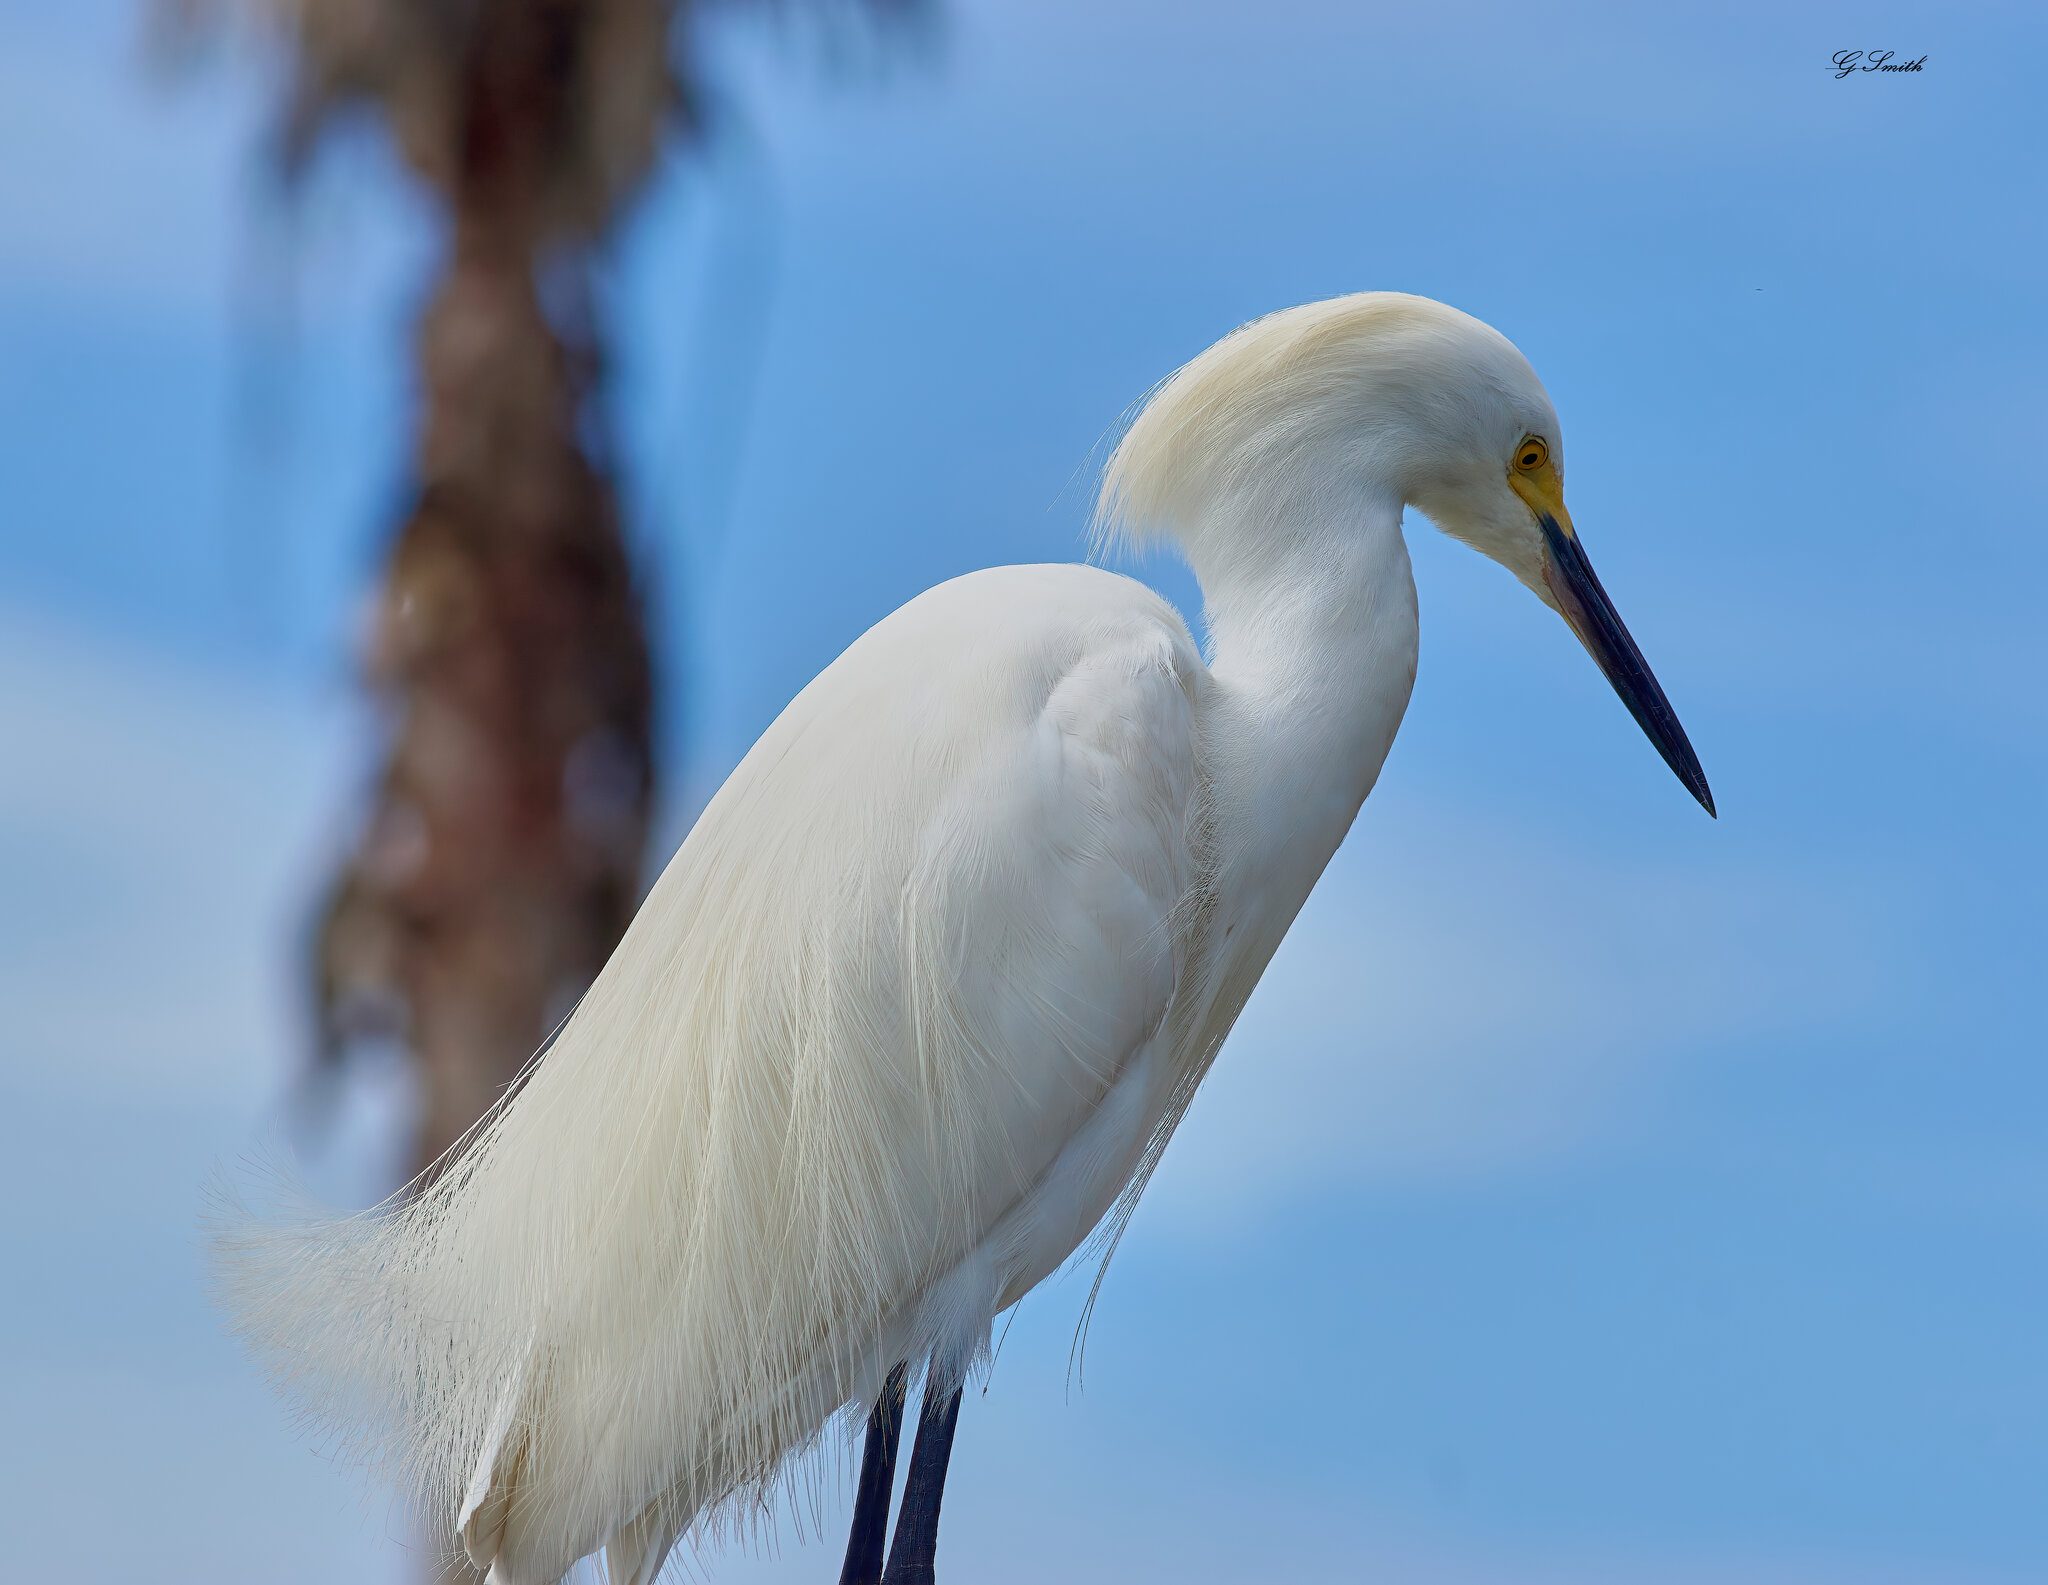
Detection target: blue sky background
<box><xmin>2</xmin><ymin>2</ymin><xmax>2044</xmax><ymax>1581</ymax></box>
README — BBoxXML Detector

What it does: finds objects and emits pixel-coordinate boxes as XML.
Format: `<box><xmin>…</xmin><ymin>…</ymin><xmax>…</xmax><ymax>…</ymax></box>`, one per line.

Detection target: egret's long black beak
<box><xmin>1539</xmin><ymin>513</ymin><xmax>1716</xmax><ymax>817</ymax></box>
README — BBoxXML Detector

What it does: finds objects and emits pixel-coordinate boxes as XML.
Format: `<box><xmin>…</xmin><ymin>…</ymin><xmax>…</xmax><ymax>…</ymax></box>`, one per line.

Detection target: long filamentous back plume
<box><xmin>220</xmin><ymin>850</ymin><xmax>945</xmax><ymax>1567</ymax></box>
<box><xmin>229</xmin><ymin>829</ymin><xmax>915</xmax><ymax>1562</ymax></box>
<box><xmin>212</xmin><ymin>563</ymin><xmax>1204</xmax><ymax>1583</ymax></box>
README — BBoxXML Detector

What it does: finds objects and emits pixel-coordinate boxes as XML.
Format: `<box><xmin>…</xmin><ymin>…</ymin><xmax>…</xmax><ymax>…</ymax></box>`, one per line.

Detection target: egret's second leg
<box><xmin>838</xmin><ymin>1364</ymin><xmax>909</xmax><ymax>1585</ymax></box>
<box><xmin>880</xmin><ymin>1385</ymin><xmax>963</xmax><ymax>1585</ymax></box>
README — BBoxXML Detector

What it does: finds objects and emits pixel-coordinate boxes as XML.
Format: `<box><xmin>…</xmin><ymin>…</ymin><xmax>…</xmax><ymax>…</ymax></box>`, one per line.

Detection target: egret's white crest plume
<box><xmin>214</xmin><ymin>292</ymin><xmax>1713</xmax><ymax>1585</ymax></box>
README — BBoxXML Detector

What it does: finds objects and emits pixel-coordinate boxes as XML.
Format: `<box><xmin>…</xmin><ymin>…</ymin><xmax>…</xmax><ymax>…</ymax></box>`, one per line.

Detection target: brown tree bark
<box><xmin>157</xmin><ymin>0</ymin><xmax>921</xmax><ymax>1572</ymax></box>
<box><xmin>308</xmin><ymin>2</ymin><xmax>660</xmax><ymax>1182</ymax></box>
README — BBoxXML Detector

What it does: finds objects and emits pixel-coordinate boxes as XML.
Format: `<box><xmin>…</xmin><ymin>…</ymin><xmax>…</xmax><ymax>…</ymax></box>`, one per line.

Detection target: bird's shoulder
<box><xmin>874</xmin><ymin>562</ymin><xmax>1201</xmax><ymax>697</ymax></box>
<box><xmin>672</xmin><ymin>562</ymin><xmax>1207</xmax><ymax>945</ymax></box>
<box><xmin>902</xmin><ymin>565</ymin><xmax>1204</xmax><ymax>888</ymax></box>
<box><xmin>671</xmin><ymin>564</ymin><xmax>1205</xmax><ymax>969</ymax></box>
<box><xmin>765</xmin><ymin>562</ymin><xmax>1204</xmax><ymax>781</ymax></box>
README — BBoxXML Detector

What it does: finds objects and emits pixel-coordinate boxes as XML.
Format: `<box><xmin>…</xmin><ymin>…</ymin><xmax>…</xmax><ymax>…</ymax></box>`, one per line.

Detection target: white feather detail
<box><xmin>214</xmin><ymin>563</ymin><xmax>1208</xmax><ymax>1584</ymax></box>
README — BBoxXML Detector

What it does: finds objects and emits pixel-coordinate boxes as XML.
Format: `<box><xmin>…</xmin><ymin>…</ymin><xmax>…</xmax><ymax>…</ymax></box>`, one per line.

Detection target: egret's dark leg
<box><xmin>838</xmin><ymin>1364</ymin><xmax>909</xmax><ymax>1585</ymax></box>
<box><xmin>879</xmin><ymin>1383</ymin><xmax>964</xmax><ymax>1585</ymax></box>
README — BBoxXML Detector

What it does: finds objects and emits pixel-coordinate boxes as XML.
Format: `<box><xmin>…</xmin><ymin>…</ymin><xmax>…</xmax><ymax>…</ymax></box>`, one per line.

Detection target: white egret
<box><xmin>218</xmin><ymin>292</ymin><xmax>1712</xmax><ymax>1585</ymax></box>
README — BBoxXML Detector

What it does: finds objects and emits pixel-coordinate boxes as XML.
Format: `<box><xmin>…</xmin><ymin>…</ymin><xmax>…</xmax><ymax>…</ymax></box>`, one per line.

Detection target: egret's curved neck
<box><xmin>1197</xmin><ymin>490</ymin><xmax>1418</xmax><ymax>939</ymax></box>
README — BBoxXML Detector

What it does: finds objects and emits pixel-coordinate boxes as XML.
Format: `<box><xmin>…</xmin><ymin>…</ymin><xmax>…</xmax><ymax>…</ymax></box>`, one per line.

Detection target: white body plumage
<box><xmin>219</xmin><ymin>293</ymin><xmax>1709</xmax><ymax>1585</ymax></box>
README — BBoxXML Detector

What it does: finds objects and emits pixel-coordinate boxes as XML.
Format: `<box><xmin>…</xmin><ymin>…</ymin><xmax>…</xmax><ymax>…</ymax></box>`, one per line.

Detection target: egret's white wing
<box><xmin>220</xmin><ymin>564</ymin><xmax>1204</xmax><ymax>1585</ymax></box>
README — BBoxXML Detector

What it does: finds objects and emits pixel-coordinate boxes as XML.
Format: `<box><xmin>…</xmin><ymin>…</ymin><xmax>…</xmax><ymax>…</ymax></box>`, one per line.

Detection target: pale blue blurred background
<box><xmin>3</xmin><ymin>2</ymin><xmax>2044</xmax><ymax>1581</ymax></box>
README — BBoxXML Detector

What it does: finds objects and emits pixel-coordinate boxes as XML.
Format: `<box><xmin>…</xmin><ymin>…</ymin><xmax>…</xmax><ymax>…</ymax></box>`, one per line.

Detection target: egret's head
<box><xmin>1099</xmin><ymin>291</ymin><xmax>1713</xmax><ymax>814</ymax></box>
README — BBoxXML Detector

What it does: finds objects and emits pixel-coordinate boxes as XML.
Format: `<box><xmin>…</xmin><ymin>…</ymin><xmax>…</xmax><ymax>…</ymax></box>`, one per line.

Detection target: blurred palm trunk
<box><xmin>158</xmin><ymin>0</ymin><xmax>920</xmax><ymax>1570</ymax></box>
<box><xmin>302</xmin><ymin>2</ymin><xmax>663</xmax><ymax>1181</ymax></box>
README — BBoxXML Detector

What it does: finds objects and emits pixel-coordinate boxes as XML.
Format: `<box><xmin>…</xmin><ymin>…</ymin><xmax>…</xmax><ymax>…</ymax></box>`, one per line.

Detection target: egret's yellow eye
<box><xmin>1513</xmin><ymin>436</ymin><xmax>1549</xmax><ymax>474</ymax></box>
